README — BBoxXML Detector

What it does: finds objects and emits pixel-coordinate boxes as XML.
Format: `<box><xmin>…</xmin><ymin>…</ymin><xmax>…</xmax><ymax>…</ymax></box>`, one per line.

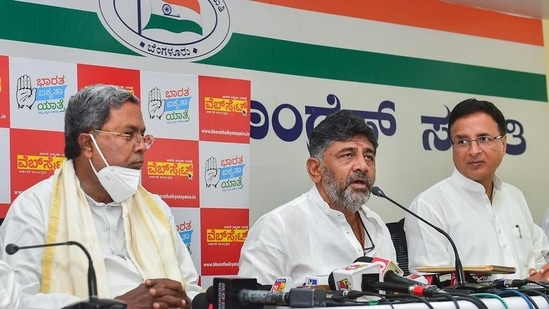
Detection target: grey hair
<box><xmin>64</xmin><ymin>84</ymin><xmax>140</xmax><ymax>159</ymax></box>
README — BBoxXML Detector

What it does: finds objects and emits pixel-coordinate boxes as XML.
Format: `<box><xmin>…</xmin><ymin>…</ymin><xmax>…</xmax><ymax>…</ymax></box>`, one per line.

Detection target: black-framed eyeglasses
<box><xmin>358</xmin><ymin>214</ymin><xmax>376</xmax><ymax>255</ymax></box>
<box><xmin>93</xmin><ymin>129</ymin><xmax>155</xmax><ymax>149</ymax></box>
<box><xmin>451</xmin><ymin>134</ymin><xmax>504</xmax><ymax>148</ymax></box>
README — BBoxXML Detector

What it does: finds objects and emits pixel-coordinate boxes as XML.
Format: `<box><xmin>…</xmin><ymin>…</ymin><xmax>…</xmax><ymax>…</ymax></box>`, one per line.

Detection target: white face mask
<box><xmin>88</xmin><ymin>134</ymin><xmax>141</xmax><ymax>203</ymax></box>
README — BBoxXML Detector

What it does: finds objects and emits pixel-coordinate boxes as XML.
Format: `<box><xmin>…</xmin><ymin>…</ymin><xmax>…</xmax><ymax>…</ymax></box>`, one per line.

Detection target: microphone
<box><xmin>5</xmin><ymin>242</ymin><xmax>126</xmax><ymax>309</ymax></box>
<box><xmin>490</xmin><ymin>279</ymin><xmax>527</xmax><ymax>288</ymax></box>
<box><xmin>353</xmin><ymin>256</ymin><xmax>441</xmax><ymax>297</ymax></box>
<box><xmin>5</xmin><ymin>243</ymin><xmax>20</xmax><ymax>255</ymax></box>
<box><xmin>361</xmin><ymin>279</ymin><xmax>442</xmax><ymax>297</ymax></box>
<box><xmin>371</xmin><ymin>256</ymin><xmax>404</xmax><ymax>276</ymax></box>
<box><xmin>356</xmin><ymin>256</ymin><xmax>426</xmax><ymax>286</ymax></box>
<box><xmin>355</xmin><ymin>256</ymin><xmax>426</xmax><ymax>287</ymax></box>
<box><xmin>370</xmin><ymin>186</ymin><xmax>467</xmax><ymax>287</ymax></box>
<box><xmin>238</xmin><ymin>289</ymin><xmax>289</xmax><ymax>306</ymax></box>
<box><xmin>271</xmin><ymin>277</ymin><xmax>295</xmax><ymax>292</ymax></box>
<box><xmin>328</xmin><ymin>262</ymin><xmax>381</xmax><ymax>291</ymax></box>
<box><xmin>193</xmin><ymin>292</ymin><xmax>212</xmax><ymax>309</ymax></box>
<box><xmin>209</xmin><ymin>278</ymin><xmax>327</xmax><ymax>309</ymax></box>
<box><xmin>304</xmin><ymin>275</ymin><xmax>328</xmax><ymax>288</ymax></box>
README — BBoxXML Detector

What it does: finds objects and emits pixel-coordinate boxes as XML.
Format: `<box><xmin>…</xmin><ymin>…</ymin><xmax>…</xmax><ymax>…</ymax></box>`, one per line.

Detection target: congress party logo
<box><xmin>146</xmin><ymin>87</ymin><xmax>191</xmax><ymax>123</ymax></box>
<box><xmin>204</xmin><ymin>155</ymin><xmax>245</xmax><ymax>192</ymax></box>
<box><xmin>97</xmin><ymin>0</ymin><xmax>231</xmax><ymax>60</ymax></box>
<box><xmin>15</xmin><ymin>74</ymin><xmax>67</xmax><ymax>113</ymax></box>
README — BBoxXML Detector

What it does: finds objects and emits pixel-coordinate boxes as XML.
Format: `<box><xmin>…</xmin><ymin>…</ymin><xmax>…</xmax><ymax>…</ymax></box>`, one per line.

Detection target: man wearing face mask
<box><xmin>0</xmin><ymin>84</ymin><xmax>202</xmax><ymax>309</ymax></box>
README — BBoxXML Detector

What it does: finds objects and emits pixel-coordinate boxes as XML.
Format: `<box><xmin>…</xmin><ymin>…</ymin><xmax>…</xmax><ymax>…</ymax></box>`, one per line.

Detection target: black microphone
<box><xmin>5</xmin><ymin>242</ymin><xmax>126</xmax><ymax>309</ymax></box>
<box><xmin>192</xmin><ymin>292</ymin><xmax>211</xmax><ymax>309</ymax></box>
<box><xmin>371</xmin><ymin>186</ymin><xmax>468</xmax><ymax>287</ymax></box>
<box><xmin>209</xmin><ymin>278</ymin><xmax>327</xmax><ymax>309</ymax></box>
<box><xmin>490</xmin><ymin>279</ymin><xmax>527</xmax><ymax>288</ymax></box>
<box><xmin>384</xmin><ymin>270</ymin><xmax>427</xmax><ymax>287</ymax></box>
<box><xmin>361</xmin><ymin>279</ymin><xmax>442</xmax><ymax>297</ymax></box>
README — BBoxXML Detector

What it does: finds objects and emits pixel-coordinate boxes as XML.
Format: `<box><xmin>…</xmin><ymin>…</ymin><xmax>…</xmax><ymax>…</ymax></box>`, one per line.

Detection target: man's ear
<box><xmin>501</xmin><ymin>134</ymin><xmax>507</xmax><ymax>155</ymax></box>
<box><xmin>78</xmin><ymin>133</ymin><xmax>94</xmax><ymax>159</ymax></box>
<box><xmin>306</xmin><ymin>157</ymin><xmax>322</xmax><ymax>184</ymax></box>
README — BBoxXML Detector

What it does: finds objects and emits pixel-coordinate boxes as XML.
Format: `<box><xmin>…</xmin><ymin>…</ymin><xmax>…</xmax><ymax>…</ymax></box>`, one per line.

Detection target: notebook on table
<box><xmin>416</xmin><ymin>265</ymin><xmax>516</xmax><ymax>274</ymax></box>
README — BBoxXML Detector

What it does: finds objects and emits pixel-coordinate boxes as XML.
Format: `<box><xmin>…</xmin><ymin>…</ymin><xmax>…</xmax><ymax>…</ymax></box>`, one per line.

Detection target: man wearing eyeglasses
<box><xmin>405</xmin><ymin>98</ymin><xmax>549</xmax><ymax>281</ymax></box>
<box><xmin>238</xmin><ymin>110</ymin><xmax>396</xmax><ymax>286</ymax></box>
<box><xmin>0</xmin><ymin>84</ymin><xmax>202</xmax><ymax>308</ymax></box>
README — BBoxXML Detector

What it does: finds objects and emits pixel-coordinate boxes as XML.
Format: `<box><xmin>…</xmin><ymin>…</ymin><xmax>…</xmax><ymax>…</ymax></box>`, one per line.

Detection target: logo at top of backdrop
<box><xmin>97</xmin><ymin>0</ymin><xmax>231</xmax><ymax>60</ymax></box>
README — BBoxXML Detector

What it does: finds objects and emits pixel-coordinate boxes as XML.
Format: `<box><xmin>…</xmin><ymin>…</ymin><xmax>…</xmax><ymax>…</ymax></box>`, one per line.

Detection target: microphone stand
<box><xmin>61</xmin><ymin>241</ymin><xmax>127</xmax><ymax>309</ymax></box>
<box><xmin>6</xmin><ymin>242</ymin><xmax>127</xmax><ymax>308</ymax></box>
<box><xmin>372</xmin><ymin>186</ymin><xmax>489</xmax><ymax>292</ymax></box>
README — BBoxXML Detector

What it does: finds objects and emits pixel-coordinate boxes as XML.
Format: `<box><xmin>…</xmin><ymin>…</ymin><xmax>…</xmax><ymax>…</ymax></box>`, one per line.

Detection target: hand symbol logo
<box><xmin>205</xmin><ymin>157</ymin><xmax>220</xmax><ymax>188</ymax></box>
<box><xmin>16</xmin><ymin>74</ymin><xmax>36</xmax><ymax>110</ymax></box>
<box><xmin>148</xmin><ymin>87</ymin><xmax>164</xmax><ymax>120</ymax></box>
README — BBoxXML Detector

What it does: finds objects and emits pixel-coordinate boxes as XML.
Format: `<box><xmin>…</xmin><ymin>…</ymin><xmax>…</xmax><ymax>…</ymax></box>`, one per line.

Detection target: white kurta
<box><xmin>0</xmin><ymin>175</ymin><xmax>203</xmax><ymax>309</ymax></box>
<box><xmin>540</xmin><ymin>208</ymin><xmax>549</xmax><ymax>261</ymax></box>
<box><xmin>238</xmin><ymin>186</ymin><xmax>396</xmax><ymax>286</ymax></box>
<box><xmin>0</xmin><ymin>260</ymin><xmax>20</xmax><ymax>309</ymax></box>
<box><xmin>405</xmin><ymin>169</ymin><xmax>549</xmax><ymax>279</ymax></box>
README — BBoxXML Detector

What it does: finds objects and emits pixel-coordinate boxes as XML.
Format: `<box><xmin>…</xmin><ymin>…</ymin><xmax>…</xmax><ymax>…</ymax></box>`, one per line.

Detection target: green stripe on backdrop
<box><xmin>199</xmin><ymin>34</ymin><xmax>547</xmax><ymax>102</ymax></box>
<box><xmin>1</xmin><ymin>1</ymin><xmax>546</xmax><ymax>102</ymax></box>
<box><xmin>0</xmin><ymin>0</ymin><xmax>137</xmax><ymax>56</ymax></box>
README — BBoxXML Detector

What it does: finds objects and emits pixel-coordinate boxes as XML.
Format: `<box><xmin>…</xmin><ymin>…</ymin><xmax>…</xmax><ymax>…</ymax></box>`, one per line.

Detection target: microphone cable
<box><xmin>332</xmin><ymin>290</ymin><xmax>395</xmax><ymax>308</ymax></box>
<box><xmin>518</xmin><ymin>289</ymin><xmax>549</xmax><ymax>308</ymax></box>
<box><xmin>325</xmin><ymin>290</ymin><xmax>361</xmax><ymax>303</ymax></box>
<box><xmin>453</xmin><ymin>294</ymin><xmax>489</xmax><ymax>309</ymax></box>
<box><xmin>384</xmin><ymin>293</ymin><xmax>434</xmax><ymax>309</ymax></box>
<box><xmin>470</xmin><ymin>293</ymin><xmax>509</xmax><ymax>309</ymax></box>
<box><xmin>525</xmin><ymin>279</ymin><xmax>549</xmax><ymax>289</ymax></box>
<box><xmin>496</xmin><ymin>289</ymin><xmax>536</xmax><ymax>309</ymax></box>
<box><xmin>426</xmin><ymin>293</ymin><xmax>460</xmax><ymax>309</ymax></box>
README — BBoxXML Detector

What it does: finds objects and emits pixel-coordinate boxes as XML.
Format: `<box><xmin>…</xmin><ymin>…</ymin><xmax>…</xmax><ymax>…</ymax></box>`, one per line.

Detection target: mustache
<box><xmin>345</xmin><ymin>172</ymin><xmax>372</xmax><ymax>190</ymax></box>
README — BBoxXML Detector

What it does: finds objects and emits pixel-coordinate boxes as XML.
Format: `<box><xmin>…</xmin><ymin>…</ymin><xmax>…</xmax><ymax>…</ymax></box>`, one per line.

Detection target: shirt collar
<box><xmin>451</xmin><ymin>168</ymin><xmax>502</xmax><ymax>193</ymax></box>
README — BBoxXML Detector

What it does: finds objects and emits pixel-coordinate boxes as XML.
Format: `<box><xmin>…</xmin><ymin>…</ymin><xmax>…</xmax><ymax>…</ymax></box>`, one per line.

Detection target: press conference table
<box><xmin>277</xmin><ymin>295</ymin><xmax>549</xmax><ymax>308</ymax></box>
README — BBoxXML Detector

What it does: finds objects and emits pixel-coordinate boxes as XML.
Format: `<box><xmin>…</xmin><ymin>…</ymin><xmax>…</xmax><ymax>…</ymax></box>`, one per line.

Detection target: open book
<box><xmin>416</xmin><ymin>265</ymin><xmax>516</xmax><ymax>274</ymax></box>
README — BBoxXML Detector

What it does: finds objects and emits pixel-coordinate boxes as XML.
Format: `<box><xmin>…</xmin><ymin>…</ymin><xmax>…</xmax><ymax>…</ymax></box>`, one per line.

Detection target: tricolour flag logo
<box><xmin>143</xmin><ymin>0</ymin><xmax>202</xmax><ymax>34</ymax></box>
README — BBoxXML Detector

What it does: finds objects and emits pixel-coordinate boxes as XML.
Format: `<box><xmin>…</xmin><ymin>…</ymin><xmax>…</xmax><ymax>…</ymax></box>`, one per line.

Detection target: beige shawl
<box><xmin>40</xmin><ymin>160</ymin><xmax>184</xmax><ymax>298</ymax></box>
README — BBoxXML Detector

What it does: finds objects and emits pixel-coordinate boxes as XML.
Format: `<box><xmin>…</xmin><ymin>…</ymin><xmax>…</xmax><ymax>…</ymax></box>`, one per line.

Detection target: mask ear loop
<box><xmin>88</xmin><ymin>133</ymin><xmax>112</xmax><ymax>169</ymax></box>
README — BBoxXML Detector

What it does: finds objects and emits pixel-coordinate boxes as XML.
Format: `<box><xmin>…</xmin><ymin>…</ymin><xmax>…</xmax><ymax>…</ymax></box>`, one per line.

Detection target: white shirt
<box><xmin>0</xmin><ymin>260</ymin><xmax>20</xmax><ymax>309</ymax></box>
<box><xmin>0</xmin><ymin>175</ymin><xmax>203</xmax><ymax>309</ymax></box>
<box><xmin>541</xmin><ymin>208</ymin><xmax>549</xmax><ymax>241</ymax></box>
<box><xmin>405</xmin><ymin>169</ymin><xmax>549</xmax><ymax>279</ymax></box>
<box><xmin>238</xmin><ymin>186</ymin><xmax>396</xmax><ymax>286</ymax></box>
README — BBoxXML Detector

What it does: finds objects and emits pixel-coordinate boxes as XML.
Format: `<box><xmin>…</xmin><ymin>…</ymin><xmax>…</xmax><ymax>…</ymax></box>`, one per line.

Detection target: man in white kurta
<box><xmin>0</xmin><ymin>172</ymin><xmax>203</xmax><ymax>308</ymax></box>
<box><xmin>405</xmin><ymin>98</ymin><xmax>549</xmax><ymax>281</ymax></box>
<box><xmin>405</xmin><ymin>169</ymin><xmax>548</xmax><ymax>278</ymax></box>
<box><xmin>239</xmin><ymin>186</ymin><xmax>396</xmax><ymax>286</ymax></box>
<box><xmin>0</xmin><ymin>85</ymin><xmax>203</xmax><ymax>308</ymax></box>
<box><xmin>239</xmin><ymin>110</ymin><xmax>397</xmax><ymax>286</ymax></box>
<box><xmin>539</xmin><ymin>209</ymin><xmax>549</xmax><ymax>260</ymax></box>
